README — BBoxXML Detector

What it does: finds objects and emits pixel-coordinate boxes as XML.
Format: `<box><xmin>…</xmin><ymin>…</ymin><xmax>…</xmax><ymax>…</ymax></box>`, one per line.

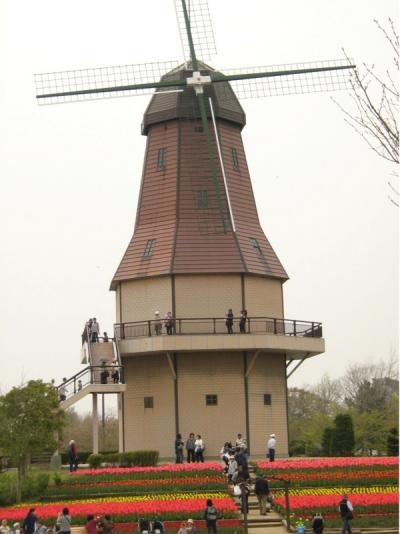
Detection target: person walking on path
<box><xmin>56</xmin><ymin>509</ymin><xmax>71</xmax><ymax>534</ymax></box>
<box><xmin>312</xmin><ymin>512</ymin><xmax>325</xmax><ymax>534</ymax></box>
<box><xmin>175</xmin><ymin>433</ymin><xmax>184</xmax><ymax>464</ymax></box>
<box><xmin>204</xmin><ymin>499</ymin><xmax>218</xmax><ymax>534</ymax></box>
<box><xmin>67</xmin><ymin>440</ymin><xmax>79</xmax><ymax>472</ymax></box>
<box><xmin>225</xmin><ymin>309</ymin><xmax>234</xmax><ymax>334</ymax></box>
<box><xmin>194</xmin><ymin>435</ymin><xmax>205</xmax><ymax>462</ymax></box>
<box><xmin>267</xmin><ymin>433</ymin><xmax>276</xmax><ymax>462</ymax></box>
<box><xmin>186</xmin><ymin>433</ymin><xmax>196</xmax><ymax>463</ymax></box>
<box><xmin>22</xmin><ymin>509</ymin><xmax>37</xmax><ymax>534</ymax></box>
<box><xmin>254</xmin><ymin>475</ymin><xmax>270</xmax><ymax>515</ymax></box>
<box><xmin>339</xmin><ymin>494</ymin><xmax>353</xmax><ymax>534</ymax></box>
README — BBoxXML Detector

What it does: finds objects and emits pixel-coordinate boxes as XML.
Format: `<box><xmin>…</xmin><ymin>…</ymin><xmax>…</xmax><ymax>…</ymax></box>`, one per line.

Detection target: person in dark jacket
<box><xmin>23</xmin><ymin>509</ymin><xmax>37</xmax><ymax>534</ymax></box>
<box><xmin>204</xmin><ymin>499</ymin><xmax>218</xmax><ymax>534</ymax></box>
<box><xmin>175</xmin><ymin>433</ymin><xmax>184</xmax><ymax>464</ymax></box>
<box><xmin>338</xmin><ymin>494</ymin><xmax>353</xmax><ymax>534</ymax></box>
<box><xmin>254</xmin><ymin>476</ymin><xmax>270</xmax><ymax>515</ymax></box>
<box><xmin>225</xmin><ymin>309</ymin><xmax>234</xmax><ymax>334</ymax></box>
<box><xmin>311</xmin><ymin>512</ymin><xmax>325</xmax><ymax>534</ymax></box>
<box><xmin>186</xmin><ymin>433</ymin><xmax>196</xmax><ymax>463</ymax></box>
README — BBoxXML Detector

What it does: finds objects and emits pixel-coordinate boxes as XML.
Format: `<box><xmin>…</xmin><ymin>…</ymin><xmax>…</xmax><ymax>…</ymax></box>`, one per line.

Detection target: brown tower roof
<box><xmin>142</xmin><ymin>62</ymin><xmax>246</xmax><ymax>135</ymax></box>
<box><xmin>111</xmin><ymin>63</ymin><xmax>288</xmax><ymax>289</ymax></box>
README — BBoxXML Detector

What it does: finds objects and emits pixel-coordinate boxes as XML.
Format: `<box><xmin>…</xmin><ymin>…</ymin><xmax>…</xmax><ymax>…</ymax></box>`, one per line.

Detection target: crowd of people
<box><xmin>175</xmin><ymin>433</ymin><xmax>205</xmax><ymax>463</ymax></box>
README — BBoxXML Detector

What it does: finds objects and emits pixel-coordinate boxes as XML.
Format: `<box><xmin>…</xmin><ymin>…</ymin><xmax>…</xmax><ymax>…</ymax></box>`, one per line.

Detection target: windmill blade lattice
<box><xmin>219</xmin><ymin>59</ymin><xmax>353</xmax><ymax>99</ymax></box>
<box><xmin>174</xmin><ymin>0</ymin><xmax>217</xmax><ymax>62</ymax></box>
<box><xmin>34</xmin><ymin>60</ymin><xmax>180</xmax><ymax>105</ymax></box>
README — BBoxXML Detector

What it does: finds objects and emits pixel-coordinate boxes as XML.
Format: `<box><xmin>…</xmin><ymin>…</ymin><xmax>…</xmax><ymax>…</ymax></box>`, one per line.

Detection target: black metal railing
<box><xmin>56</xmin><ymin>365</ymin><xmax>125</xmax><ymax>402</ymax></box>
<box><xmin>114</xmin><ymin>317</ymin><xmax>322</xmax><ymax>340</ymax></box>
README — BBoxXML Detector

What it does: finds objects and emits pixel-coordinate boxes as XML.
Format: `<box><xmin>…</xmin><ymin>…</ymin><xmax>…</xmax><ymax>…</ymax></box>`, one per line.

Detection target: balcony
<box><xmin>115</xmin><ymin>317</ymin><xmax>325</xmax><ymax>361</ymax></box>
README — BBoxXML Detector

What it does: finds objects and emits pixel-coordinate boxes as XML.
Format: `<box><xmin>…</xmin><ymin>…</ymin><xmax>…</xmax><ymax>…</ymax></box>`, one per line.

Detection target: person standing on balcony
<box><xmin>59</xmin><ymin>379</ymin><xmax>67</xmax><ymax>402</ymax></box>
<box><xmin>267</xmin><ymin>434</ymin><xmax>276</xmax><ymax>462</ymax></box>
<box><xmin>164</xmin><ymin>312</ymin><xmax>174</xmax><ymax>335</ymax></box>
<box><xmin>239</xmin><ymin>310</ymin><xmax>247</xmax><ymax>333</ymax></box>
<box><xmin>111</xmin><ymin>360</ymin><xmax>119</xmax><ymax>384</ymax></box>
<box><xmin>154</xmin><ymin>311</ymin><xmax>162</xmax><ymax>335</ymax></box>
<box><xmin>102</xmin><ymin>332</ymin><xmax>109</xmax><ymax>342</ymax></box>
<box><xmin>91</xmin><ymin>318</ymin><xmax>100</xmax><ymax>342</ymax></box>
<box><xmin>225</xmin><ymin>309</ymin><xmax>234</xmax><ymax>334</ymax></box>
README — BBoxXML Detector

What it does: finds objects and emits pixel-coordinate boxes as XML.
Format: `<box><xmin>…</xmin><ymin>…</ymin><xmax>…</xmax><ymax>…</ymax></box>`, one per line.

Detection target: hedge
<box><xmin>87</xmin><ymin>450</ymin><xmax>159</xmax><ymax>468</ymax></box>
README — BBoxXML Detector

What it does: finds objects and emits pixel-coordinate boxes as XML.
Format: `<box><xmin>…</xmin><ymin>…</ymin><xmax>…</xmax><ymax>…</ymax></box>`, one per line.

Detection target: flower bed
<box><xmin>0</xmin><ymin>493</ymin><xmax>239</xmax><ymax>525</ymax></box>
<box><xmin>71</xmin><ymin>462</ymin><xmax>222</xmax><ymax>479</ymax></box>
<box><xmin>254</xmin><ymin>457</ymin><xmax>398</xmax><ymax>529</ymax></box>
<box><xmin>46</xmin><ymin>475</ymin><xmax>226</xmax><ymax>497</ymax></box>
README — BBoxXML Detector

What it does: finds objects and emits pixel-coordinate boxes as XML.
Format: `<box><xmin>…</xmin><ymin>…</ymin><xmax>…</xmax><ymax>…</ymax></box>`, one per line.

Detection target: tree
<box><xmin>335</xmin><ymin>19</ymin><xmax>399</xmax><ymax>165</ymax></box>
<box><xmin>0</xmin><ymin>380</ymin><xmax>65</xmax><ymax>502</ymax></box>
<box><xmin>351</xmin><ymin>409</ymin><xmax>387</xmax><ymax>455</ymax></box>
<box><xmin>332</xmin><ymin>413</ymin><xmax>355</xmax><ymax>456</ymax></box>
<box><xmin>387</xmin><ymin>427</ymin><xmax>399</xmax><ymax>456</ymax></box>
<box><xmin>321</xmin><ymin>427</ymin><xmax>334</xmax><ymax>456</ymax></box>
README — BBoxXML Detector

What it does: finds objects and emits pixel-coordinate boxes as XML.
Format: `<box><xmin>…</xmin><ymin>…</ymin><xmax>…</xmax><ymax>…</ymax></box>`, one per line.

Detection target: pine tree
<box><xmin>321</xmin><ymin>427</ymin><xmax>334</xmax><ymax>456</ymax></box>
<box><xmin>332</xmin><ymin>413</ymin><xmax>355</xmax><ymax>456</ymax></box>
<box><xmin>387</xmin><ymin>427</ymin><xmax>399</xmax><ymax>456</ymax></box>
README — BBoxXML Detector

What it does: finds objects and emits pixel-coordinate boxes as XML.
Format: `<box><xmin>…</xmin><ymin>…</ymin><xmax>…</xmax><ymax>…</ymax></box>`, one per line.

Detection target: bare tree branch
<box><xmin>332</xmin><ymin>19</ymin><xmax>399</xmax><ymax>167</ymax></box>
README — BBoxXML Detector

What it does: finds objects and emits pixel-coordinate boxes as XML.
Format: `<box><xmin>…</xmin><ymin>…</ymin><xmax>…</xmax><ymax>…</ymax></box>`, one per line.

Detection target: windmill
<box><xmin>35</xmin><ymin>1</ymin><xmax>353</xmax><ymax>458</ymax></box>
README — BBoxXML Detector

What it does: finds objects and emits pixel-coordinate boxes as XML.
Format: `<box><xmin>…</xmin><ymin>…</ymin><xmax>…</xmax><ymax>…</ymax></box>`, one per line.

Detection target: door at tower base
<box><xmin>122</xmin><ymin>351</ymin><xmax>288</xmax><ymax>458</ymax></box>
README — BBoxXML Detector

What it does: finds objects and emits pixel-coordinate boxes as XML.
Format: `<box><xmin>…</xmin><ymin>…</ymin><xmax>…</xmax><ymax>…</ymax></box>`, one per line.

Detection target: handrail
<box><xmin>113</xmin><ymin>326</ymin><xmax>124</xmax><ymax>384</ymax></box>
<box><xmin>114</xmin><ymin>316</ymin><xmax>323</xmax><ymax>340</ymax></box>
<box><xmin>56</xmin><ymin>364</ymin><xmax>124</xmax><ymax>401</ymax></box>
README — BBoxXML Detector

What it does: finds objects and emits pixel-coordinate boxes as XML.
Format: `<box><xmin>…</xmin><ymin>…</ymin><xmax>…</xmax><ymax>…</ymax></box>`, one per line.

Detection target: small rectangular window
<box><xmin>144</xmin><ymin>396</ymin><xmax>154</xmax><ymax>408</ymax></box>
<box><xmin>143</xmin><ymin>239</ymin><xmax>155</xmax><ymax>258</ymax></box>
<box><xmin>231</xmin><ymin>147</ymin><xmax>239</xmax><ymax>170</ymax></box>
<box><xmin>157</xmin><ymin>148</ymin><xmax>166</xmax><ymax>169</ymax></box>
<box><xmin>206</xmin><ymin>394</ymin><xmax>218</xmax><ymax>406</ymax></box>
<box><xmin>195</xmin><ymin>190</ymin><xmax>208</xmax><ymax>209</ymax></box>
<box><xmin>264</xmin><ymin>394</ymin><xmax>272</xmax><ymax>405</ymax></box>
<box><xmin>250</xmin><ymin>237</ymin><xmax>263</xmax><ymax>256</ymax></box>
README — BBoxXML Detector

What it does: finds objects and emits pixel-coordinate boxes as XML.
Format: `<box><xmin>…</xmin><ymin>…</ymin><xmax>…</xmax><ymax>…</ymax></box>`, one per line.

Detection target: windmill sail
<box><xmin>34</xmin><ymin>60</ymin><xmax>180</xmax><ymax>105</ymax></box>
<box><xmin>174</xmin><ymin>0</ymin><xmax>217</xmax><ymax>62</ymax></box>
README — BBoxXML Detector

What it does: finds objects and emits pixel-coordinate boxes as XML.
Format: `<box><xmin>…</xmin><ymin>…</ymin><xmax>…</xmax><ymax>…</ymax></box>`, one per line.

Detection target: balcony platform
<box><xmin>116</xmin><ymin>316</ymin><xmax>324</xmax><ymax>361</ymax></box>
<box><xmin>118</xmin><ymin>332</ymin><xmax>324</xmax><ymax>360</ymax></box>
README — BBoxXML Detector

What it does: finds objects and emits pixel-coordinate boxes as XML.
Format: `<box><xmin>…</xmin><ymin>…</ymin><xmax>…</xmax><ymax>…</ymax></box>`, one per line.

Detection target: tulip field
<box><xmin>255</xmin><ymin>456</ymin><xmax>399</xmax><ymax>529</ymax></box>
<box><xmin>0</xmin><ymin>463</ymin><xmax>241</xmax><ymax>533</ymax></box>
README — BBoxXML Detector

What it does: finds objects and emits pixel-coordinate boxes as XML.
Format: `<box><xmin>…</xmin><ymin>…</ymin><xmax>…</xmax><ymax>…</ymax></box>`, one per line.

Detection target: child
<box><xmin>311</xmin><ymin>512</ymin><xmax>324</xmax><ymax>534</ymax></box>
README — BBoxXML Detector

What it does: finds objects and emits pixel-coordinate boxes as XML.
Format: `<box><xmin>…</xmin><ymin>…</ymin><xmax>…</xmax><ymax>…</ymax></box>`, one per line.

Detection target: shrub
<box><xmin>102</xmin><ymin>452</ymin><xmax>120</xmax><ymax>465</ymax></box>
<box><xmin>53</xmin><ymin>473</ymin><xmax>62</xmax><ymax>486</ymax></box>
<box><xmin>87</xmin><ymin>454</ymin><xmax>103</xmax><ymax>469</ymax></box>
<box><xmin>119</xmin><ymin>450</ymin><xmax>159</xmax><ymax>467</ymax></box>
<box><xmin>21</xmin><ymin>472</ymin><xmax>50</xmax><ymax>499</ymax></box>
<box><xmin>0</xmin><ymin>474</ymin><xmax>16</xmax><ymax>506</ymax></box>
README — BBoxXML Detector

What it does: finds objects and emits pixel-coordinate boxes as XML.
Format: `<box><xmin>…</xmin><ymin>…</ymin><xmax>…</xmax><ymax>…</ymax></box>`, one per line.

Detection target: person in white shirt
<box><xmin>267</xmin><ymin>433</ymin><xmax>276</xmax><ymax>462</ymax></box>
<box><xmin>194</xmin><ymin>434</ymin><xmax>205</xmax><ymax>462</ymax></box>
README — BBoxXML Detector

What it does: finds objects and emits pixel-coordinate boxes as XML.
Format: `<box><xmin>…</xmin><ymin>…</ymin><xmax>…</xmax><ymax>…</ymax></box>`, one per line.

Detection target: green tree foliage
<box><xmin>321</xmin><ymin>427</ymin><xmax>334</xmax><ymax>456</ymax></box>
<box><xmin>0</xmin><ymin>380</ymin><xmax>65</xmax><ymax>502</ymax></box>
<box><xmin>387</xmin><ymin>427</ymin><xmax>399</xmax><ymax>456</ymax></box>
<box><xmin>332</xmin><ymin>413</ymin><xmax>355</xmax><ymax>456</ymax></box>
<box><xmin>62</xmin><ymin>409</ymin><xmax>118</xmax><ymax>452</ymax></box>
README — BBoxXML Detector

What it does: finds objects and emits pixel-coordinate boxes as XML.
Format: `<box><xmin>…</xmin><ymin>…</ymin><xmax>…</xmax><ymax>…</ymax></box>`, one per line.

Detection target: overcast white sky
<box><xmin>0</xmin><ymin>1</ymin><xmax>398</xmax><ymax>408</ymax></box>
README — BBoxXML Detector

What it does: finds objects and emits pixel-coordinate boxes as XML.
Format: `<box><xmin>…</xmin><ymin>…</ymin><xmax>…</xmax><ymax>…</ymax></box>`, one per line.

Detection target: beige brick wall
<box><xmin>175</xmin><ymin>275</ymin><xmax>242</xmax><ymax>318</ymax></box>
<box><xmin>122</xmin><ymin>354</ymin><xmax>175</xmax><ymax>456</ymax></box>
<box><xmin>247</xmin><ymin>352</ymin><xmax>288</xmax><ymax>457</ymax></box>
<box><xmin>120</xmin><ymin>276</ymin><xmax>172</xmax><ymax>323</ymax></box>
<box><xmin>115</xmin><ymin>285</ymin><xmax>121</xmax><ymax>323</ymax></box>
<box><xmin>177</xmin><ymin>351</ymin><xmax>246</xmax><ymax>456</ymax></box>
<box><xmin>244</xmin><ymin>276</ymin><xmax>283</xmax><ymax>317</ymax></box>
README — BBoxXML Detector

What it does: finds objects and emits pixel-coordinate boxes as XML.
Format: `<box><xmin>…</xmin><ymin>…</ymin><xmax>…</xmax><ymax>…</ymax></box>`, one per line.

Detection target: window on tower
<box><xmin>143</xmin><ymin>239</ymin><xmax>155</xmax><ymax>258</ymax></box>
<box><xmin>250</xmin><ymin>237</ymin><xmax>263</xmax><ymax>256</ymax></box>
<box><xmin>195</xmin><ymin>190</ymin><xmax>208</xmax><ymax>209</ymax></box>
<box><xmin>157</xmin><ymin>147</ymin><xmax>166</xmax><ymax>169</ymax></box>
<box><xmin>206</xmin><ymin>394</ymin><xmax>218</xmax><ymax>406</ymax></box>
<box><xmin>144</xmin><ymin>396</ymin><xmax>154</xmax><ymax>408</ymax></box>
<box><xmin>264</xmin><ymin>394</ymin><xmax>272</xmax><ymax>405</ymax></box>
<box><xmin>231</xmin><ymin>147</ymin><xmax>239</xmax><ymax>170</ymax></box>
